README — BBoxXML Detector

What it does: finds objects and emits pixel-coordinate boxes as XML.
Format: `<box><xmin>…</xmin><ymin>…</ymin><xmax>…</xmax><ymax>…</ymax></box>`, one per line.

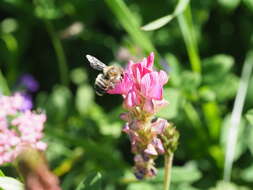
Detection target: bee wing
<box><xmin>86</xmin><ymin>54</ymin><xmax>107</xmax><ymax>71</ymax></box>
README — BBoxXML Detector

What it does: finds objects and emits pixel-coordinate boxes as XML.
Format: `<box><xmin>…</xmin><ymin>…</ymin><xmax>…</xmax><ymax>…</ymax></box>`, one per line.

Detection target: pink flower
<box><xmin>0</xmin><ymin>94</ymin><xmax>47</xmax><ymax>165</ymax></box>
<box><xmin>106</xmin><ymin>53</ymin><xmax>171</xmax><ymax>179</ymax></box>
<box><xmin>108</xmin><ymin>52</ymin><xmax>168</xmax><ymax>114</ymax></box>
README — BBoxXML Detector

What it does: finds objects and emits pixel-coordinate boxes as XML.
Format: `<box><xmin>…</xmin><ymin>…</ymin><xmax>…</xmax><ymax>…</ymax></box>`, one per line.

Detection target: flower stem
<box><xmin>45</xmin><ymin>21</ymin><xmax>69</xmax><ymax>86</ymax></box>
<box><xmin>164</xmin><ymin>154</ymin><xmax>173</xmax><ymax>190</ymax></box>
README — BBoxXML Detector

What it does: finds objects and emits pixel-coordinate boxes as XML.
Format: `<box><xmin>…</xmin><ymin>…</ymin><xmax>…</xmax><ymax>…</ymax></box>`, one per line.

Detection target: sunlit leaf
<box><xmin>76</xmin><ymin>172</ymin><xmax>102</xmax><ymax>190</ymax></box>
<box><xmin>141</xmin><ymin>15</ymin><xmax>174</xmax><ymax>31</ymax></box>
<box><xmin>157</xmin><ymin>88</ymin><xmax>181</xmax><ymax>119</ymax></box>
<box><xmin>141</xmin><ymin>0</ymin><xmax>190</xmax><ymax>31</ymax></box>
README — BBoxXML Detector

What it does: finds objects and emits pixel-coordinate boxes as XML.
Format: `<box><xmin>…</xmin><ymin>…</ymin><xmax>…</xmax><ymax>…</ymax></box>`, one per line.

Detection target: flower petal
<box><xmin>159</xmin><ymin>70</ymin><xmax>169</xmax><ymax>85</ymax></box>
<box><xmin>146</xmin><ymin>52</ymin><xmax>154</xmax><ymax>69</ymax></box>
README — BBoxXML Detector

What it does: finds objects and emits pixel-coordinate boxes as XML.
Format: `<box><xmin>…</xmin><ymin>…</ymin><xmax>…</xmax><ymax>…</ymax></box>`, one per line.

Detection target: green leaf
<box><xmin>151</xmin><ymin>162</ymin><xmax>202</xmax><ymax>184</ymax></box>
<box><xmin>0</xmin><ymin>177</ymin><xmax>24</xmax><ymax>190</ymax></box>
<box><xmin>210</xmin><ymin>74</ymin><xmax>239</xmax><ymax>102</ymax></box>
<box><xmin>171</xmin><ymin>162</ymin><xmax>202</xmax><ymax>184</ymax></box>
<box><xmin>209</xmin><ymin>181</ymin><xmax>250</xmax><ymax>190</ymax></box>
<box><xmin>245</xmin><ymin>109</ymin><xmax>253</xmax><ymax>125</ymax></box>
<box><xmin>127</xmin><ymin>183</ymin><xmax>156</xmax><ymax>190</ymax></box>
<box><xmin>76</xmin><ymin>172</ymin><xmax>102</xmax><ymax>190</ymax></box>
<box><xmin>141</xmin><ymin>0</ymin><xmax>190</xmax><ymax>31</ymax></box>
<box><xmin>202</xmin><ymin>54</ymin><xmax>234</xmax><ymax>84</ymax></box>
<box><xmin>198</xmin><ymin>86</ymin><xmax>216</xmax><ymax>102</ymax></box>
<box><xmin>157</xmin><ymin>88</ymin><xmax>181</xmax><ymax>119</ymax></box>
<box><xmin>75</xmin><ymin>84</ymin><xmax>94</xmax><ymax>116</ymax></box>
<box><xmin>141</xmin><ymin>15</ymin><xmax>174</xmax><ymax>31</ymax></box>
<box><xmin>0</xmin><ymin>170</ymin><xmax>4</xmax><ymax>177</ymax></box>
<box><xmin>165</xmin><ymin>53</ymin><xmax>182</xmax><ymax>87</ymax></box>
<box><xmin>181</xmin><ymin>71</ymin><xmax>201</xmax><ymax>100</ymax></box>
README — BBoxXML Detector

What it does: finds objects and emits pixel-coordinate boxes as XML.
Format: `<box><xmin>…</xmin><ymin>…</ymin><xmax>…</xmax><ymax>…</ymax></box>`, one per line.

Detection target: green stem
<box><xmin>0</xmin><ymin>68</ymin><xmax>10</xmax><ymax>95</ymax></box>
<box><xmin>177</xmin><ymin>5</ymin><xmax>201</xmax><ymax>73</ymax></box>
<box><xmin>46</xmin><ymin>21</ymin><xmax>69</xmax><ymax>86</ymax></box>
<box><xmin>163</xmin><ymin>154</ymin><xmax>173</xmax><ymax>190</ymax></box>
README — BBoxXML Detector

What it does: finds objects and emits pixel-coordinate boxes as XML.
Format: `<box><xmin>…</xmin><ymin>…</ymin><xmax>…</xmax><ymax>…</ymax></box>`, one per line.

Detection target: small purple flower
<box><xmin>19</xmin><ymin>74</ymin><xmax>39</xmax><ymax>92</ymax></box>
<box><xmin>19</xmin><ymin>93</ymin><xmax>33</xmax><ymax>111</ymax></box>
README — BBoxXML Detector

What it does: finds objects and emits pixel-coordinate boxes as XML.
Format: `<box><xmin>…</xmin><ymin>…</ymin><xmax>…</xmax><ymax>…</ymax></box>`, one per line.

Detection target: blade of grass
<box><xmin>177</xmin><ymin>5</ymin><xmax>201</xmax><ymax>73</ymax></box>
<box><xmin>141</xmin><ymin>0</ymin><xmax>190</xmax><ymax>31</ymax></box>
<box><xmin>105</xmin><ymin>0</ymin><xmax>155</xmax><ymax>53</ymax></box>
<box><xmin>223</xmin><ymin>51</ymin><xmax>253</xmax><ymax>181</ymax></box>
<box><xmin>46</xmin><ymin>21</ymin><xmax>69</xmax><ymax>86</ymax></box>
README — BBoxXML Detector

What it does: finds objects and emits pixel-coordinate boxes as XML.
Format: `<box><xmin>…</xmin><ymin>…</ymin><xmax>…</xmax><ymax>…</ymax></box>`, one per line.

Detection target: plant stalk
<box><xmin>46</xmin><ymin>21</ymin><xmax>69</xmax><ymax>86</ymax></box>
<box><xmin>164</xmin><ymin>154</ymin><xmax>173</xmax><ymax>190</ymax></box>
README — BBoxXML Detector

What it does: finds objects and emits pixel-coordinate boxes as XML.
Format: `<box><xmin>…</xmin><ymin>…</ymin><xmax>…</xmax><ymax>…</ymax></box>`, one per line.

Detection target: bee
<box><xmin>86</xmin><ymin>54</ymin><xmax>124</xmax><ymax>96</ymax></box>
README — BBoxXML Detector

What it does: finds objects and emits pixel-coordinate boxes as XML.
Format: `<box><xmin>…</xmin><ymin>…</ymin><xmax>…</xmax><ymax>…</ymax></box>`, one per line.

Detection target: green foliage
<box><xmin>0</xmin><ymin>0</ymin><xmax>253</xmax><ymax>189</ymax></box>
<box><xmin>209</xmin><ymin>181</ymin><xmax>250</xmax><ymax>190</ymax></box>
<box><xmin>0</xmin><ymin>170</ymin><xmax>4</xmax><ymax>177</ymax></box>
<box><xmin>141</xmin><ymin>0</ymin><xmax>190</xmax><ymax>31</ymax></box>
<box><xmin>76</xmin><ymin>172</ymin><xmax>102</xmax><ymax>190</ymax></box>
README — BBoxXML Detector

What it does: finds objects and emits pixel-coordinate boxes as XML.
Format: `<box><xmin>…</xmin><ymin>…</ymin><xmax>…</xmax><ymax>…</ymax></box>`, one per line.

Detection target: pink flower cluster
<box><xmin>108</xmin><ymin>52</ymin><xmax>168</xmax><ymax>114</ymax></box>
<box><xmin>0</xmin><ymin>93</ymin><xmax>47</xmax><ymax>165</ymax></box>
<box><xmin>108</xmin><ymin>53</ymin><xmax>170</xmax><ymax>179</ymax></box>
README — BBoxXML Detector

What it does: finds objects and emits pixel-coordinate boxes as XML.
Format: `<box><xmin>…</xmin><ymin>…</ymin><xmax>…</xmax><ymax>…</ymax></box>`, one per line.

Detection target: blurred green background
<box><xmin>1</xmin><ymin>0</ymin><xmax>253</xmax><ymax>189</ymax></box>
